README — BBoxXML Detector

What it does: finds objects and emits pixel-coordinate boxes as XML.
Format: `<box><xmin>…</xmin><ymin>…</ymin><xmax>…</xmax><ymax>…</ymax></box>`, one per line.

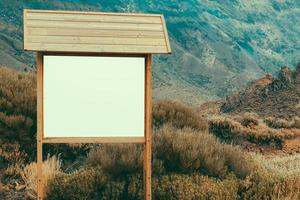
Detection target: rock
<box><xmin>296</xmin><ymin>61</ymin><xmax>300</xmax><ymax>74</ymax></box>
<box><xmin>278</xmin><ymin>66</ymin><xmax>293</xmax><ymax>84</ymax></box>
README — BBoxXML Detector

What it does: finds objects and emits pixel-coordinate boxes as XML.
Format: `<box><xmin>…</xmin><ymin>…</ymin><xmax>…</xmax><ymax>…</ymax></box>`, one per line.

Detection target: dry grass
<box><xmin>21</xmin><ymin>155</ymin><xmax>62</xmax><ymax>199</ymax></box>
<box><xmin>241</xmin><ymin>170</ymin><xmax>300</xmax><ymax>200</ymax></box>
<box><xmin>252</xmin><ymin>154</ymin><xmax>300</xmax><ymax>178</ymax></box>
<box><xmin>242</xmin><ymin>154</ymin><xmax>300</xmax><ymax>199</ymax></box>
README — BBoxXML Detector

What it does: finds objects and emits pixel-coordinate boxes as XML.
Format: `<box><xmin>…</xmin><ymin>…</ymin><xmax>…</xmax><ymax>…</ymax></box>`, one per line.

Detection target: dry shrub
<box><xmin>154</xmin><ymin>124</ymin><xmax>226</xmax><ymax>176</ymax></box>
<box><xmin>127</xmin><ymin>175</ymin><xmax>144</xmax><ymax>199</ymax></box>
<box><xmin>4</xmin><ymin>163</ymin><xmax>23</xmax><ymax>178</ymax></box>
<box><xmin>265</xmin><ymin>117</ymin><xmax>276</xmax><ymax>128</ymax></box>
<box><xmin>222</xmin><ymin>145</ymin><xmax>259</xmax><ymax>179</ymax></box>
<box><xmin>100</xmin><ymin>180</ymin><xmax>126</xmax><ymax>200</ymax></box>
<box><xmin>209</xmin><ymin>116</ymin><xmax>294</xmax><ymax>147</ymax></box>
<box><xmin>154</xmin><ymin>124</ymin><xmax>255</xmax><ymax>178</ymax></box>
<box><xmin>85</xmin><ymin>124</ymin><xmax>254</xmax><ymax>179</ymax></box>
<box><xmin>240</xmin><ymin>170</ymin><xmax>300</xmax><ymax>200</ymax></box>
<box><xmin>21</xmin><ymin>155</ymin><xmax>62</xmax><ymax>199</ymax></box>
<box><xmin>291</xmin><ymin>116</ymin><xmax>300</xmax><ymax>128</ymax></box>
<box><xmin>1</xmin><ymin>143</ymin><xmax>27</xmax><ymax>184</ymax></box>
<box><xmin>0</xmin><ymin>143</ymin><xmax>27</xmax><ymax>168</ymax></box>
<box><xmin>242</xmin><ymin>153</ymin><xmax>300</xmax><ymax>200</ymax></box>
<box><xmin>271</xmin><ymin>177</ymin><xmax>300</xmax><ymax>200</ymax></box>
<box><xmin>153</xmin><ymin>100</ymin><xmax>208</xmax><ymax>131</ymax></box>
<box><xmin>86</xmin><ymin>144</ymin><xmax>143</xmax><ymax>177</ymax></box>
<box><xmin>0</xmin><ymin>67</ymin><xmax>36</xmax><ymax>157</ymax></box>
<box><xmin>241</xmin><ymin>112</ymin><xmax>260</xmax><ymax>127</ymax></box>
<box><xmin>47</xmin><ymin>167</ymin><xmax>106</xmax><ymax>200</ymax></box>
<box><xmin>275</xmin><ymin>119</ymin><xmax>290</xmax><ymax>128</ymax></box>
<box><xmin>153</xmin><ymin>173</ymin><xmax>239</xmax><ymax>200</ymax></box>
<box><xmin>265</xmin><ymin>117</ymin><xmax>291</xmax><ymax>129</ymax></box>
<box><xmin>253</xmin><ymin>154</ymin><xmax>300</xmax><ymax>178</ymax></box>
<box><xmin>47</xmin><ymin>172</ymin><xmax>239</xmax><ymax>200</ymax></box>
<box><xmin>47</xmin><ymin>169</ymin><xmax>300</xmax><ymax>200</ymax></box>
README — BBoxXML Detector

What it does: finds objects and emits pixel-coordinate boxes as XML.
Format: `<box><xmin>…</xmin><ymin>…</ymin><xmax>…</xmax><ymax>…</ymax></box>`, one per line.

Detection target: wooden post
<box><xmin>144</xmin><ymin>54</ymin><xmax>152</xmax><ymax>200</ymax></box>
<box><xmin>37</xmin><ymin>52</ymin><xmax>44</xmax><ymax>200</ymax></box>
<box><xmin>35</xmin><ymin>53</ymin><xmax>152</xmax><ymax>200</ymax></box>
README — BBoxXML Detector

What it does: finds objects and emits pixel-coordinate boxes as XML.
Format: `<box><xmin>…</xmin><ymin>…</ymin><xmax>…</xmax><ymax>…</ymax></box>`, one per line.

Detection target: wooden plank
<box><xmin>23</xmin><ymin>8</ymin><xmax>27</xmax><ymax>50</ymax></box>
<box><xmin>27</xmin><ymin>35</ymin><xmax>166</xmax><ymax>46</ymax></box>
<box><xmin>43</xmin><ymin>137</ymin><xmax>145</xmax><ymax>144</ymax></box>
<box><xmin>25</xmin><ymin>9</ymin><xmax>162</xmax><ymax>17</ymax></box>
<box><xmin>36</xmin><ymin>52</ymin><xmax>43</xmax><ymax>200</ymax></box>
<box><xmin>144</xmin><ymin>54</ymin><xmax>152</xmax><ymax>200</ymax></box>
<box><xmin>26</xmin><ymin>12</ymin><xmax>162</xmax><ymax>24</ymax></box>
<box><xmin>160</xmin><ymin>15</ymin><xmax>172</xmax><ymax>53</ymax></box>
<box><xmin>23</xmin><ymin>9</ymin><xmax>172</xmax><ymax>54</ymax></box>
<box><xmin>42</xmin><ymin>52</ymin><xmax>147</xmax><ymax>57</ymax></box>
<box><xmin>25</xmin><ymin>43</ymin><xmax>168</xmax><ymax>53</ymax></box>
<box><xmin>27</xmin><ymin>28</ymin><xmax>165</xmax><ymax>38</ymax></box>
<box><xmin>27</xmin><ymin>20</ymin><xmax>163</xmax><ymax>31</ymax></box>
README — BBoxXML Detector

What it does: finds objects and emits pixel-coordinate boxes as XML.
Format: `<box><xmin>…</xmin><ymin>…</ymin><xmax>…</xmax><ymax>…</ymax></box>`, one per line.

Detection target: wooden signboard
<box><xmin>23</xmin><ymin>9</ymin><xmax>171</xmax><ymax>200</ymax></box>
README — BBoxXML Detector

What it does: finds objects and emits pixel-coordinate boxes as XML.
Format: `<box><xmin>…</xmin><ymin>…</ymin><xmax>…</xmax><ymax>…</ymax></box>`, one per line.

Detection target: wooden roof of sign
<box><xmin>23</xmin><ymin>9</ymin><xmax>171</xmax><ymax>54</ymax></box>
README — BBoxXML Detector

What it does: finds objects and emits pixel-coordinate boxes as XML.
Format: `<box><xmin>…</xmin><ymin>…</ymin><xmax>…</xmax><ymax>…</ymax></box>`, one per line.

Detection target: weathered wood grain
<box><xmin>24</xmin><ymin>9</ymin><xmax>171</xmax><ymax>54</ymax></box>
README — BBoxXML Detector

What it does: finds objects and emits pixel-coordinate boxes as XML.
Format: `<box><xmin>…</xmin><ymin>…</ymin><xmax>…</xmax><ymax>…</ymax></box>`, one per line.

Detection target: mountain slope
<box><xmin>0</xmin><ymin>0</ymin><xmax>299</xmax><ymax>105</ymax></box>
<box><xmin>221</xmin><ymin>63</ymin><xmax>300</xmax><ymax>119</ymax></box>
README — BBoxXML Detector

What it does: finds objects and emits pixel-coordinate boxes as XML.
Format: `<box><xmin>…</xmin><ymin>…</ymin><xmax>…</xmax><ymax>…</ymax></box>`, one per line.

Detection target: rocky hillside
<box><xmin>221</xmin><ymin>63</ymin><xmax>300</xmax><ymax>119</ymax></box>
<box><xmin>0</xmin><ymin>0</ymin><xmax>299</xmax><ymax>104</ymax></box>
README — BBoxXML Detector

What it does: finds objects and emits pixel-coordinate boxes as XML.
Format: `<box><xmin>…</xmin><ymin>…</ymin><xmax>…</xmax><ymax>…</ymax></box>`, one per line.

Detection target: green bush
<box><xmin>46</xmin><ymin>167</ymin><xmax>107</xmax><ymax>200</ymax></box>
<box><xmin>153</xmin><ymin>100</ymin><xmax>208</xmax><ymax>131</ymax></box>
<box><xmin>100</xmin><ymin>181</ymin><xmax>126</xmax><ymax>200</ymax></box>
<box><xmin>127</xmin><ymin>174</ymin><xmax>144</xmax><ymax>200</ymax></box>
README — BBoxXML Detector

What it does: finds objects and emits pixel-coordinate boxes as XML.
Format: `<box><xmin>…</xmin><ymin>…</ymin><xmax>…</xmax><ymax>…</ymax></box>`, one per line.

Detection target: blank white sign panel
<box><xmin>43</xmin><ymin>56</ymin><xmax>145</xmax><ymax>137</ymax></box>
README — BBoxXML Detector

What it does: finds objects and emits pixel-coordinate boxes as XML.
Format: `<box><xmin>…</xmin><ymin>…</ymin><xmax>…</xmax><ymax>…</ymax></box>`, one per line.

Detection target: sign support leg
<box><xmin>37</xmin><ymin>139</ymin><xmax>43</xmax><ymax>200</ymax></box>
<box><xmin>144</xmin><ymin>54</ymin><xmax>152</xmax><ymax>200</ymax></box>
<box><xmin>37</xmin><ymin>52</ymin><xmax>44</xmax><ymax>200</ymax></box>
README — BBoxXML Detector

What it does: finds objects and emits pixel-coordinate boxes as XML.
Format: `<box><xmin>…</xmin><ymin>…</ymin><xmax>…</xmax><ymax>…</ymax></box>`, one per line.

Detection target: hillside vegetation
<box><xmin>0</xmin><ymin>67</ymin><xmax>300</xmax><ymax>199</ymax></box>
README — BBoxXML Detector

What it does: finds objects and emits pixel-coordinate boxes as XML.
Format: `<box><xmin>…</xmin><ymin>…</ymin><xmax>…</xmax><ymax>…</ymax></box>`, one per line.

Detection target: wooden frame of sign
<box><xmin>24</xmin><ymin>9</ymin><xmax>171</xmax><ymax>200</ymax></box>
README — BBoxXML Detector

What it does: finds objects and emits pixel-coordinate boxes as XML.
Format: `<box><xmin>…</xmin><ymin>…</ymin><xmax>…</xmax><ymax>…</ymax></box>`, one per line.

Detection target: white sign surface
<box><xmin>43</xmin><ymin>56</ymin><xmax>145</xmax><ymax>137</ymax></box>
